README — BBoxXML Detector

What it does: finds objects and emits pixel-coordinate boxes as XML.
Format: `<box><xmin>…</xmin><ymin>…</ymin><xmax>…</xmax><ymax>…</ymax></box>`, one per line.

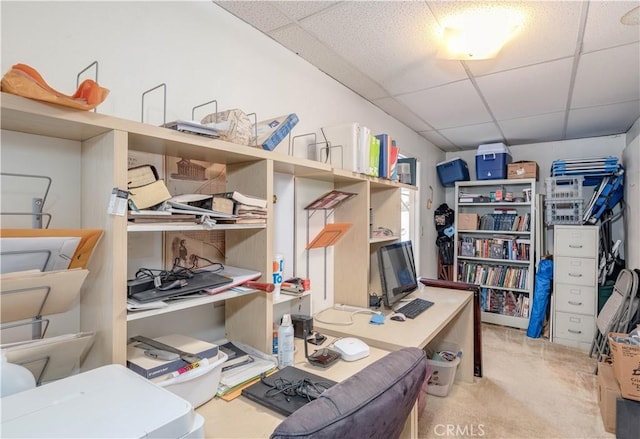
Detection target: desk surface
<box><xmin>196</xmin><ymin>339</ymin><xmax>391</xmax><ymax>438</ymax></box>
<box><xmin>314</xmin><ymin>285</ymin><xmax>473</xmax><ymax>351</ymax></box>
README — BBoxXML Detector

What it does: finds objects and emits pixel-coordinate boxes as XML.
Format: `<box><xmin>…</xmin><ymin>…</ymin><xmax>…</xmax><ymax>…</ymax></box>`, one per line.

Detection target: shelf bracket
<box><xmin>141</xmin><ymin>83</ymin><xmax>167</xmax><ymax>126</ymax></box>
<box><xmin>191</xmin><ymin>99</ymin><xmax>218</xmax><ymax>122</ymax></box>
<box><xmin>76</xmin><ymin>60</ymin><xmax>99</xmax><ymax>113</ymax></box>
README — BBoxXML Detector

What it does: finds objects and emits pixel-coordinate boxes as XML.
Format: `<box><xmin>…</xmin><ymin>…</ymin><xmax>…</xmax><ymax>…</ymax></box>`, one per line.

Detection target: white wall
<box><xmin>623</xmin><ymin>118</ymin><xmax>640</xmax><ymax>269</ymax></box>
<box><xmin>1</xmin><ymin>2</ymin><xmax>445</xmax><ymax>280</ymax></box>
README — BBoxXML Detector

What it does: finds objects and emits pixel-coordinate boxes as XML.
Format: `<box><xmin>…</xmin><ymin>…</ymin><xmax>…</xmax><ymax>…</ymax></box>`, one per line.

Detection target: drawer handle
<box><xmin>569</xmin><ymin>244</ymin><xmax>583</xmax><ymax>249</ymax></box>
<box><xmin>568</xmin><ymin>329</ymin><xmax>582</xmax><ymax>334</ymax></box>
<box><xmin>568</xmin><ymin>301</ymin><xmax>583</xmax><ymax>306</ymax></box>
<box><xmin>568</xmin><ymin>273</ymin><xmax>583</xmax><ymax>277</ymax></box>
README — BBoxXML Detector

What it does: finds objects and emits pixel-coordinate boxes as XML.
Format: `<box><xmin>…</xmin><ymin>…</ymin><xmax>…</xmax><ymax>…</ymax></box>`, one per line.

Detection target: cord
<box><xmin>313</xmin><ymin>307</ymin><xmax>376</xmax><ymax>326</ymax></box>
<box><xmin>260</xmin><ymin>374</ymin><xmax>332</xmax><ymax>401</ymax></box>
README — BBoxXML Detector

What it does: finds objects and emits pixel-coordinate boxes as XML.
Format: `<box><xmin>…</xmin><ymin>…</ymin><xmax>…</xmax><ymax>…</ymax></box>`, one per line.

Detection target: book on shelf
<box><xmin>254</xmin><ymin>113</ymin><xmax>299</xmax><ymax>151</ymax></box>
<box><xmin>368</xmin><ymin>134</ymin><xmax>380</xmax><ymax>177</ymax></box>
<box><xmin>210</xmin><ymin>196</ymin><xmax>235</xmax><ymax>215</ymax></box>
<box><xmin>389</xmin><ymin>139</ymin><xmax>399</xmax><ymax>181</ymax></box>
<box><xmin>357</xmin><ymin>125</ymin><xmax>371</xmax><ymax>174</ymax></box>
<box><xmin>375</xmin><ymin>133</ymin><xmax>391</xmax><ymax>179</ymax></box>
<box><xmin>216</xmin><ymin>218</ymin><xmax>266</xmax><ymax>224</ymax></box>
<box><xmin>128</xmin><ymin>212</ymin><xmax>197</xmax><ymax>223</ymax></box>
<box><xmin>211</xmin><ymin>191</ymin><xmax>268</xmax><ymax>209</ymax></box>
<box><xmin>163</xmin><ymin>194</ymin><xmax>237</xmax><ymax>218</ymax></box>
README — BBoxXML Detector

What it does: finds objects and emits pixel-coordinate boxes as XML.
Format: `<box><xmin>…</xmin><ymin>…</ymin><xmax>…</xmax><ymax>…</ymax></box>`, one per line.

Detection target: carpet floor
<box><xmin>418</xmin><ymin>323</ymin><xmax>613</xmax><ymax>439</ymax></box>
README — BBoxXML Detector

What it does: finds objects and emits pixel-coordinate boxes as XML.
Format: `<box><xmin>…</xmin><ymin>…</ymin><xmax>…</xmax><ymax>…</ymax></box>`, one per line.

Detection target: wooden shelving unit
<box><xmin>0</xmin><ymin>92</ymin><xmax>415</xmax><ymax>371</ymax></box>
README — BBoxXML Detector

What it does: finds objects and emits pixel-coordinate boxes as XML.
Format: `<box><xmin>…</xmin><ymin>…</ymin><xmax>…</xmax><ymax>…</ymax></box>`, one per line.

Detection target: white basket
<box><xmin>545</xmin><ymin>200</ymin><xmax>584</xmax><ymax>225</ymax></box>
<box><xmin>545</xmin><ymin>176</ymin><xmax>584</xmax><ymax>201</ymax></box>
<box><xmin>157</xmin><ymin>351</ymin><xmax>227</xmax><ymax>408</ymax></box>
<box><xmin>426</xmin><ymin>341</ymin><xmax>460</xmax><ymax>397</ymax></box>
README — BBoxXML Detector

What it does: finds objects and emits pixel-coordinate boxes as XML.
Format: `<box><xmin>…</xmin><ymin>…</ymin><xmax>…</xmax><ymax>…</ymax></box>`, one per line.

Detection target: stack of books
<box><xmin>213</xmin><ymin>191</ymin><xmax>268</xmax><ymax>224</ymax></box>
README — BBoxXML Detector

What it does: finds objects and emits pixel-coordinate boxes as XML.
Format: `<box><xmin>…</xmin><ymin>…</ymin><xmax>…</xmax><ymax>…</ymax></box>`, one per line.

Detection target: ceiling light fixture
<box><xmin>438</xmin><ymin>8</ymin><xmax>524</xmax><ymax>60</ymax></box>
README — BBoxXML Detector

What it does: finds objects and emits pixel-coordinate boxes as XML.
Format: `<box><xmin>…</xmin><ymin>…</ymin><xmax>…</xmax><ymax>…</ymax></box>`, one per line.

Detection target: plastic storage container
<box><xmin>157</xmin><ymin>351</ymin><xmax>227</xmax><ymax>408</ymax></box>
<box><xmin>476</xmin><ymin>143</ymin><xmax>512</xmax><ymax>180</ymax></box>
<box><xmin>545</xmin><ymin>200</ymin><xmax>584</xmax><ymax>225</ymax></box>
<box><xmin>436</xmin><ymin>157</ymin><xmax>470</xmax><ymax>187</ymax></box>
<box><xmin>545</xmin><ymin>176</ymin><xmax>584</xmax><ymax>201</ymax></box>
<box><xmin>426</xmin><ymin>341</ymin><xmax>461</xmax><ymax>397</ymax></box>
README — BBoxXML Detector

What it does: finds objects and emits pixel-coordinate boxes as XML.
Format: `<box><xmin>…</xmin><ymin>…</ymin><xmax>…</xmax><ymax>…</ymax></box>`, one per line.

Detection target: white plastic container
<box><xmin>278</xmin><ymin>314</ymin><xmax>295</xmax><ymax>368</ymax></box>
<box><xmin>157</xmin><ymin>351</ymin><xmax>227</xmax><ymax>408</ymax></box>
<box><xmin>426</xmin><ymin>341</ymin><xmax>461</xmax><ymax>397</ymax></box>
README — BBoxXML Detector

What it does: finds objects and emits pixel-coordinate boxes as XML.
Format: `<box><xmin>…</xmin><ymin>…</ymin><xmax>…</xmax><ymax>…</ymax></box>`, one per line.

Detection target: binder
<box><xmin>358</xmin><ymin>125</ymin><xmax>371</xmax><ymax>174</ymax></box>
<box><xmin>375</xmin><ymin>134</ymin><xmax>391</xmax><ymax>179</ymax></box>
<box><xmin>389</xmin><ymin>140</ymin><xmax>399</xmax><ymax>181</ymax></box>
<box><xmin>368</xmin><ymin>135</ymin><xmax>380</xmax><ymax>177</ymax></box>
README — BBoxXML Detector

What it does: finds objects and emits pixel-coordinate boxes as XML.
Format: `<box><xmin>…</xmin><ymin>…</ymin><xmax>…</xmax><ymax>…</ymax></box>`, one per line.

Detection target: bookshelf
<box><xmin>0</xmin><ymin>92</ymin><xmax>415</xmax><ymax>372</ymax></box>
<box><xmin>453</xmin><ymin>179</ymin><xmax>536</xmax><ymax>330</ymax></box>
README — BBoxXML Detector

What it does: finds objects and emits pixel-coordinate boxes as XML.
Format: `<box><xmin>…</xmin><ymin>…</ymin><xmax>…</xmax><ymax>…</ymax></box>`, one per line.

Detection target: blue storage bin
<box><xmin>476</xmin><ymin>143</ymin><xmax>512</xmax><ymax>180</ymax></box>
<box><xmin>437</xmin><ymin>157</ymin><xmax>470</xmax><ymax>187</ymax></box>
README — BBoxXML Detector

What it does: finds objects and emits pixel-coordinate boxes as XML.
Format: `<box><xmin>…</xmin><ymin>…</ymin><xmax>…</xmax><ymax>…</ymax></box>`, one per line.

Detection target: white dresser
<box><xmin>552</xmin><ymin>225</ymin><xmax>599</xmax><ymax>351</ymax></box>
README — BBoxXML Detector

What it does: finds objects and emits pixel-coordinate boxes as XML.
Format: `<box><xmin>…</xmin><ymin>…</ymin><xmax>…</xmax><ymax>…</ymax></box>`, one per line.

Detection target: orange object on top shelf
<box><xmin>1</xmin><ymin>63</ymin><xmax>109</xmax><ymax>111</ymax></box>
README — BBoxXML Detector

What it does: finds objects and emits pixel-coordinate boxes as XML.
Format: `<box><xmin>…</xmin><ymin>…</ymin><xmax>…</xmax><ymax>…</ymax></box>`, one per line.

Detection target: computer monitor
<box><xmin>377</xmin><ymin>241</ymin><xmax>418</xmax><ymax>308</ymax></box>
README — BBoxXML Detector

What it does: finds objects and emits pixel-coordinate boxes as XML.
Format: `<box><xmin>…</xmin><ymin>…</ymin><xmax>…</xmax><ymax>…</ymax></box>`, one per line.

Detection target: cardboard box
<box><xmin>507</xmin><ymin>161</ymin><xmax>539</xmax><ymax>180</ymax></box>
<box><xmin>458</xmin><ymin>213</ymin><xmax>479</xmax><ymax>230</ymax></box>
<box><xmin>598</xmin><ymin>358</ymin><xmax>620</xmax><ymax>433</ymax></box>
<box><xmin>608</xmin><ymin>332</ymin><xmax>640</xmax><ymax>401</ymax></box>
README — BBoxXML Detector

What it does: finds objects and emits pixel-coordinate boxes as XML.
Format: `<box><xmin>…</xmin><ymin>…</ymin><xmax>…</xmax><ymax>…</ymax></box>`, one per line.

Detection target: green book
<box><xmin>368</xmin><ymin>135</ymin><xmax>380</xmax><ymax>177</ymax></box>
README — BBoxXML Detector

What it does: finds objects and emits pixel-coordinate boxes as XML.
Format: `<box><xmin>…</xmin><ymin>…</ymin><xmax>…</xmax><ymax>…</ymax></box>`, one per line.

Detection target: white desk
<box><xmin>196</xmin><ymin>339</ymin><xmax>399</xmax><ymax>438</ymax></box>
<box><xmin>314</xmin><ymin>285</ymin><xmax>475</xmax><ymax>383</ymax></box>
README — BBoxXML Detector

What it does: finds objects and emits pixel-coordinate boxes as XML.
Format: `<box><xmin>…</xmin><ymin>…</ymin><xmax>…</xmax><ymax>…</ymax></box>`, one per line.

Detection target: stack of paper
<box><xmin>216</xmin><ymin>341</ymin><xmax>277</xmax><ymax>397</ymax></box>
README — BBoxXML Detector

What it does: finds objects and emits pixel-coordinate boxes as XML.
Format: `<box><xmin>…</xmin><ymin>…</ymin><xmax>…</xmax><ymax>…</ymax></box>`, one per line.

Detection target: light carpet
<box><xmin>418</xmin><ymin>323</ymin><xmax>613</xmax><ymax>439</ymax></box>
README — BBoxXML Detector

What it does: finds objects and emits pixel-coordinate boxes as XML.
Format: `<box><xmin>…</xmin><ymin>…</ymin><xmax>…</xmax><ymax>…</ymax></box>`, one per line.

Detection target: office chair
<box><xmin>270</xmin><ymin>347</ymin><xmax>427</xmax><ymax>439</ymax></box>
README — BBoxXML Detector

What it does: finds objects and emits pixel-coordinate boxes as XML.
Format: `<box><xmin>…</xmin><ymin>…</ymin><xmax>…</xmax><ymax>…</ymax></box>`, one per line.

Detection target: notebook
<box><xmin>241</xmin><ymin>366</ymin><xmax>337</xmax><ymax>416</ymax></box>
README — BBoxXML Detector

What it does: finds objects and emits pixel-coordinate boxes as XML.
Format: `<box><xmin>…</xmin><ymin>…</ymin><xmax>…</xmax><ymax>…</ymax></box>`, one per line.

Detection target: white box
<box><xmin>157</xmin><ymin>351</ymin><xmax>227</xmax><ymax>408</ymax></box>
<box><xmin>1</xmin><ymin>364</ymin><xmax>195</xmax><ymax>438</ymax></box>
<box><xmin>319</xmin><ymin>122</ymin><xmax>361</xmax><ymax>172</ymax></box>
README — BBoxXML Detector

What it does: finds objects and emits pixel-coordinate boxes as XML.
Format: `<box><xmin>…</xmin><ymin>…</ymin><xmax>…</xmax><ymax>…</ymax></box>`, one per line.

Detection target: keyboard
<box><xmin>395</xmin><ymin>298</ymin><xmax>434</xmax><ymax>319</ymax></box>
<box><xmin>130</xmin><ymin>271</ymin><xmax>232</xmax><ymax>303</ymax></box>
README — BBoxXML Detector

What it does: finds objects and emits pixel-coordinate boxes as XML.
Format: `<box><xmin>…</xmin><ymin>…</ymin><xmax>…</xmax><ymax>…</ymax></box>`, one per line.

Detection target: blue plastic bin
<box><xmin>476</xmin><ymin>143</ymin><xmax>512</xmax><ymax>180</ymax></box>
<box><xmin>437</xmin><ymin>158</ymin><xmax>469</xmax><ymax>187</ymax></box>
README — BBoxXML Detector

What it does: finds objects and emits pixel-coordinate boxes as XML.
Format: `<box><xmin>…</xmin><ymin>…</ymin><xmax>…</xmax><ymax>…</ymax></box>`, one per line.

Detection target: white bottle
<box><xmin>277</xmin><ymin>314</ymin><xmax>295</xmax><ymax>368</ymax></box>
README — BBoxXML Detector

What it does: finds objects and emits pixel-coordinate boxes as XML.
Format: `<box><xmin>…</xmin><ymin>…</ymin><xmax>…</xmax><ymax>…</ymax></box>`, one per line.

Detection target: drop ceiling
<box><xmin>215</xmin><ymin>1</ymin><xmax>640</xmax><ymax>152</ymax></box>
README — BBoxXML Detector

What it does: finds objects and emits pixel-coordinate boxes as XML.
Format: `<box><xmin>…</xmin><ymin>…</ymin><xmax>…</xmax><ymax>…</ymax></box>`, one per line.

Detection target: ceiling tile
<box><xmin>418</xmin><ymin>130</ymin><xmax>458</xmax><ymax>152</ymax></box>
<box><xmin>372</xmin><ymin>97</ymin><xmax>433</xmax><ymax>132</ymax></box>
<box><xmin>297</xmin><ymin>1</ymin><xmax>468</xmax><ymax>95</ymax></box>
<box><xmin>215</xmin><ymin>1</ymin><xmax>290</xmax><ymax>33</ymax></box>
<box><xmin>583</xmin><ymin>1</ymin><xmax>640</xmax><ymax>52</ymax></box>
<box><xmin>437</xmin><ymin>122</ymin><xmax>504</xmax><ymax>150</ymax></box>
<box><xmin>396</xmin><ymin>80</ymin><xmax>493</xmax><ymax>129</ymax></box>
<box><xmin>572</xmin><ymin>43</ymin><xmax>640</xmax><ymax>108</ymax></box>
<box><xmin>498</xmin><ymin>112</ymin><xmax>566</xmax><ymax>145</ymax></box>
<box><xmin>566</xmin><ymin>100</ymin><xmax>640</xmax><ymax>139</ymax></box>
<box><xmin>476</xmin><ymin>58</ymin><xmax>573</xmax><ymax>120</ymax></box>
<box><xmin>270</xmin><ymin>25</ymin><xmax>389</xmax><ymax>100</ymax></box>
<box><xmin>428</xmin><ymin>1</ymin><xmax>583</xmax><ymax>76</ymax></box>
<box><xmin>273</xmin><ymin>1</ymin><xmax>339</xmax><ymax>22</ymax></box>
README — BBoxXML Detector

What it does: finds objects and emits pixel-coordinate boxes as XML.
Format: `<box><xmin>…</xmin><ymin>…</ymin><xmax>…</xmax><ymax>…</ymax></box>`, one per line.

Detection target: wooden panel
<box><xmin>333</xmin><ymin>180</ymin><xmax>368</xmax><ymax>307</ymax></box>
<box><xmin>80</xmin><ymin>130</ymin><xmax>128</xmax><ymax>368</ymax></box>
<box><xmin>226</xmin><ymin>292</ymin><xmax>272</xmax><ymax>354</ymax></box>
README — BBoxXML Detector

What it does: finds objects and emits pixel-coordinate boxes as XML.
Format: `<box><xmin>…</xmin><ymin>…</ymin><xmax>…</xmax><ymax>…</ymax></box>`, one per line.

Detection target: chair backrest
<box><xmin>597</xmin><ymin>269</ymin><xmax>639</xmax><ymax>333</ymax></box>
<box><xmin>270</xmin><ymin>347</ymin><xmax>428</xmax><ymax>439</ymax></box>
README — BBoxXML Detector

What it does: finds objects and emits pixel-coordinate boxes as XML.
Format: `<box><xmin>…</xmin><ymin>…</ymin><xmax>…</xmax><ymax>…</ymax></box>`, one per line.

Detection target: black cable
<box><xmin>259</xmin><ymin>374</ymin><xmax>332</xmax><ymax>402</ymax></box>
